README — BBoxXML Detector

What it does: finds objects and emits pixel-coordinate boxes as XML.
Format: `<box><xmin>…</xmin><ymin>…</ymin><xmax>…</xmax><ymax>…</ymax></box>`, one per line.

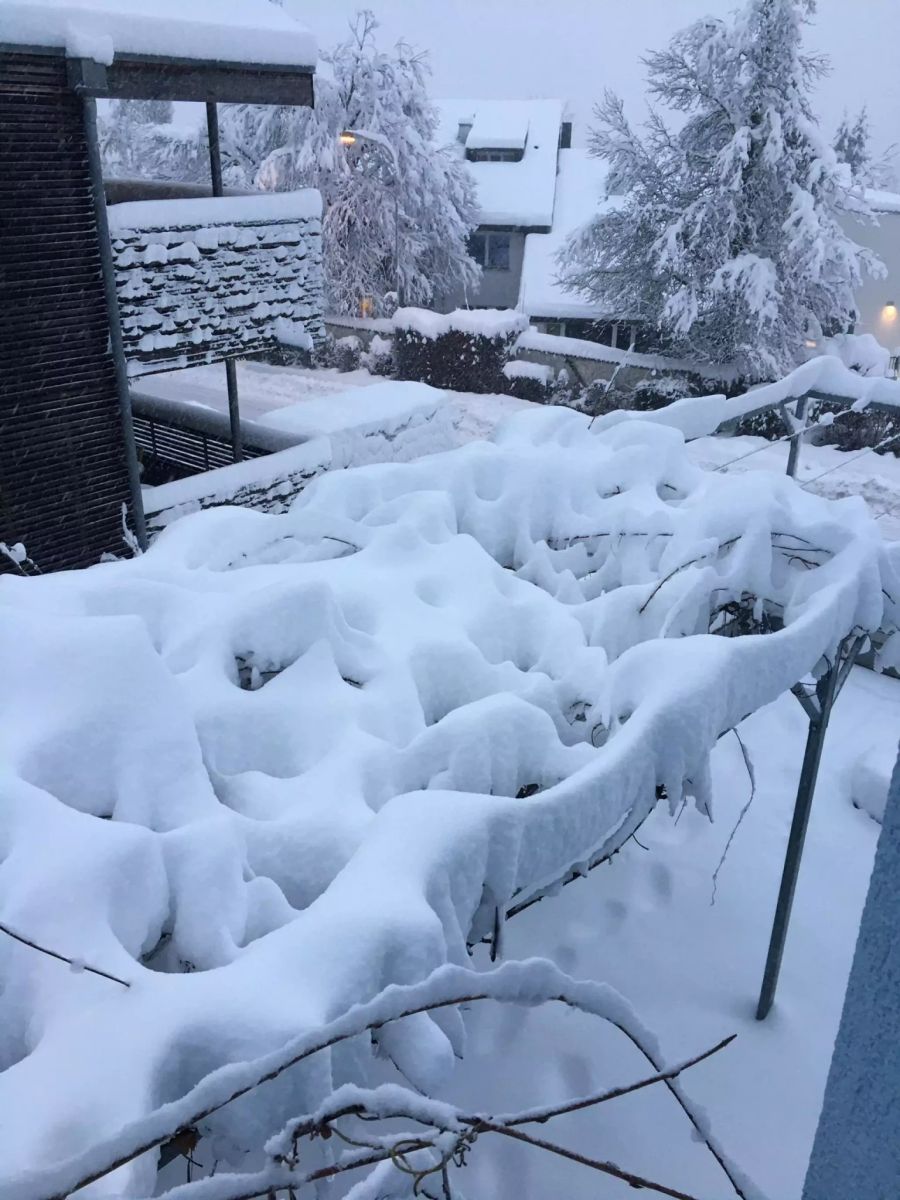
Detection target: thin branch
<box><xmin>0</xmin><ymin>922</ymin><xmax>131</xmax><ymax>989</ymax></box>
<box><xmin>498</xmin><ymin>1033</ymin><xmax>737</xmax><ymax>1128</ymax></box>
<box><xmin>478</xmin><ymin>1123</ymin><xmax>703</xmax><ymax>1200</ymax></box>
<box><xmin>710</xmin><ymin>730</ymin><xmax>756</xmax><ymax>905</ymax></box>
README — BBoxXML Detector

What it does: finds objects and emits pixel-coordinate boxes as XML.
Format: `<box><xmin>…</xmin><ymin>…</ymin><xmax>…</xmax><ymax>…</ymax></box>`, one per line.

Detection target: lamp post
<box><xmin>339</xmin><ymin>128</ymin><xmax>403</xmax><ymax>309</ymax></box>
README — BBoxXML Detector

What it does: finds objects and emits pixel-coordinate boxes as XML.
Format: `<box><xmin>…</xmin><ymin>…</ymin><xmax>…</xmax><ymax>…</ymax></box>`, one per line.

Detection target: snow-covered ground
<box><xmin>140</xmin><ymin>360</ymin><xmax>900</xmax><ymax>538</ymax></box>
<box><xmin>446</xmin><ymin>666</ymin><xmax>900</xmax><ymax>1200</ymax></box>
<box><xmin>687</xmin><ymin>433</ymin><xmax>900</xmax><ymax>541</ymax></box>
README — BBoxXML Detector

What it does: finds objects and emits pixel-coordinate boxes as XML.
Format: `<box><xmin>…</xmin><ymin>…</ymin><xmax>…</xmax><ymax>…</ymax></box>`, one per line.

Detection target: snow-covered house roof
<box><xmin>0</xmin><ymin>0</ymin><xmax>317</xmax><ymax>69</ymax></box>
<box><xmin>518</xmin><ymin>148</ymin><xmax>619</xmax><ymax>320</ymax></box>
<box><xmin>436</xmin><ymin>98</ymin><xmax>564</xmax><ymax>229</ymax></box>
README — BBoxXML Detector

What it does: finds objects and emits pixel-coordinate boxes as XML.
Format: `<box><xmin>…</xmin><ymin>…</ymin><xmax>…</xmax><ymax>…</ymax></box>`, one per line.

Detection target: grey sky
<box><xmin>289</xmin><ymin>0</ymin><xmax>899</xmax><ymax>155</ymax></box>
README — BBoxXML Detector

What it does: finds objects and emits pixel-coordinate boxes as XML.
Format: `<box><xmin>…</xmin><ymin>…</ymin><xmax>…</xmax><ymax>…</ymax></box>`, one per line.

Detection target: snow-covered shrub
<box><xmin>814</xmin><ymin>333</ymin><xmax>890</xmax><ymax>378</ymax></box>
<box><xmin>502</xmin><ymin>359</ymin><xmax>553</xmax><ymax>403</ymax></box>
<box><xmin>361</xmin><ymin>333</ymin><xmax>395</xmax><ymax>377</ymax></box>
<box><xmin>575</xmin><ymin>371</ymin><xmax>708</xmax><ymax>417</ymax></box>
<box><xmin>394</xmin><ymin>307</ymin><xmax>527</xmax><ymax>394</ymax></box>
<box><xmin>808</xmin><ymin>402</ymin><xmax>899</xmax><ymax>455</ymax></box>
<box><xmin>333</xmin><ymin>334</ymin><xmax>363</xmax><ymax>373</ymax></box>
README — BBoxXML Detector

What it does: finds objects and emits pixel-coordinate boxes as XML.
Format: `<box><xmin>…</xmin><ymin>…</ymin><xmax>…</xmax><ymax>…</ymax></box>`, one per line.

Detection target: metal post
<box><xmin>786</xmin><ymin>393</ymin><xmax>808</xmax><ymax>478</ymax></box>
<box><xmin>224</xmin><ymin>359</ymin><xmax>243</xmax><ymax>463</ymax></box>
<box><xmin>205</xmin><ymin>100</ymin><xmax>224</xmax><ymax>197</ymax></box>
<box><xmin>206</xmin><ymin>101</ymin><xmax>241</xmax><ymax>462</ymax></box>
<box><xmin>81</xmin><ymin>96</ymin><xmax>148</xmax><ymax>551</ymax></box>
<box><xmin>756</xmin><ymin>637</ymin><xmax>860</xmax><ymax>1019</ymax></box>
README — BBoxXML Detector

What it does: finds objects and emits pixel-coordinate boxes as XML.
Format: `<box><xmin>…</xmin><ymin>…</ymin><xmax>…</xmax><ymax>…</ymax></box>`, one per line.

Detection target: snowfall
<box><xmin>2</xmin><ymin>360</ymin><xmax>900</xmax><ymax>1200</ymax></box>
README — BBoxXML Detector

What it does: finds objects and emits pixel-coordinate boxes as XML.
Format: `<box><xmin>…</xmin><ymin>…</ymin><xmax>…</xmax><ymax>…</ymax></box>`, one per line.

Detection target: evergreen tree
<box><xmin>834</xmin><ymin>108</ymin><xmax>898</xmax><ymax>189</ymax></box>
<box><xmin>221</xmin><ymin>11</ymin><xmax>480</xmax><ymax>316</ymax></box>
<box><xmin>100</xmin><ymin>99</ymin><xmax>207</xmax><ymax>182</ymax></box>
<box><xmin>560</xmin><ymin>0</ymin><xmax>883</xmax><ymax>379</ymax></box>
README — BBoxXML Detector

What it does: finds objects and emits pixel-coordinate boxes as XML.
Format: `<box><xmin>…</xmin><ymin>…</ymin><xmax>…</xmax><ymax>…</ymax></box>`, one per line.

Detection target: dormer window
<box><xmin>466</xmin><ymin>147</ymin><xmax>524</xmax><ymax>163</ymax></box>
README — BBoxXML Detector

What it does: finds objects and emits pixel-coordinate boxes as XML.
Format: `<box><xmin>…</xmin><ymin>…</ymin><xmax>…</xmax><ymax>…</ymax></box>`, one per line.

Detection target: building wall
<box><xmin>0</xmin><ymin>51</ymin><xmax>134</xmax><ymax>573</ymax></box>
<box><xmin>437</xmin><ymin>228</ymin><xmax>526</xmax><ymax>312</ymax></box>
<box><xmin>801</xmin><ymin>743</ymin><xmax>900</xmax><ymax>1199</ymax></box>
<box><xmin>846</xmin><ymin>211</ymin><xmax>900</xmax><ymax>350</ymax></box>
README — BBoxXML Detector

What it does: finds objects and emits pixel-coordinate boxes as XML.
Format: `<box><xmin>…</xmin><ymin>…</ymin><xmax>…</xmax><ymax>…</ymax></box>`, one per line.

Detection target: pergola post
<box><xmin>756</xmin><ymin>634</ymin><xmax>864</xmax><ymax>1019</ymax></box>
<box><xmin>82</xmin><ymin>92</ymin><xmax>149</xmax><ymax>551</ymax></box>
<box><xmin>206</xmin><ymin>100</ymin><xmax>242</xmax><ymax>463</ymax></box>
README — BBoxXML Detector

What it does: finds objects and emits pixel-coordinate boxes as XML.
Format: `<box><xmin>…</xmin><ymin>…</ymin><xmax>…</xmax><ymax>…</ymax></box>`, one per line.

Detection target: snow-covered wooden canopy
<box><xmin>0</xmin><ymin>406</ymin><xmax>898</xmax><ymax>1197</ymax></box>
<box><xmin>0</xmin><ymin>0</ymin><xmax>317</xmax><ymax>101</ymax></box>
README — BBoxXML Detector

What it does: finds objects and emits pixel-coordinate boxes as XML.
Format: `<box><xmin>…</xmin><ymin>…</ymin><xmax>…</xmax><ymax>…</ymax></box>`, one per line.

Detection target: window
<box><xmin>466</xmin><ymin>148</ymin><xmax>524</xmax><ymax>163</ymax></box>
<box><xmin>467</xmin><ymin>231</ymin><xmax>511</xmax><ymax>271</ymax></box>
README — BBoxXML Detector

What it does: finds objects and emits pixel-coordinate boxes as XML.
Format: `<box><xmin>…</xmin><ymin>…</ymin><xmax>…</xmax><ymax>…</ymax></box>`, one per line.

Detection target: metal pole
<box><xmin>81</xmin><ymin>96</ymin><xmax>148</xmax><ymax>551</ymax></box>
<box><xmin>786</xmin><ymin>393</ymin><xmax>808</xmax><ymax>478</ymax></box>
<box><xmin>206</xmin><ymin>101</ymin><xmax>241</xmax><ymax>462</ymax></box>
<box><xmin>756</xmin><ymin>651</ymin><xmax>842</xmax><ymax>1020</ymax></box>
<box><xmin>206</xmin><ymin>100</ymin><xmax>224</xmax><ymax>197</ymax></box>
<box><xmin>224</xmin><ymin>359</ymin><xmax>242</xmax><ymax>463</ymax></box>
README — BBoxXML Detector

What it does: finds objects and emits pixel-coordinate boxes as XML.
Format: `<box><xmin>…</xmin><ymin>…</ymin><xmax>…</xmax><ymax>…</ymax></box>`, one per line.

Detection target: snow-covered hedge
<box><xmin>1</xmin><ymin>407</ymin><xmax>898</xmax><ymax>1195</ymax></box>
<box><xmin>394</xmin><ymin>307</ymin><xmax>528</xmax><ymax>394</ymax></box>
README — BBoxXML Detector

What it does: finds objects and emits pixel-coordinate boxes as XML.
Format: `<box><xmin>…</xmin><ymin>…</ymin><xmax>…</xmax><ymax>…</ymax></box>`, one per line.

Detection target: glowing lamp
<box><xmin>339</xmin><ymin>130</ymin><xmax>357</xmax><ymax>147</ymax></box>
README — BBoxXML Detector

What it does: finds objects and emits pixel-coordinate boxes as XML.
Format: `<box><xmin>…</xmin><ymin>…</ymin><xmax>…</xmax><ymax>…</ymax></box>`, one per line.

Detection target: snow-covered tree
<box><xmin>100</xmin><ymin>99</ymin><xmax>207</xmax><ymax>183</ymax></box>
<box><xmin>833</xmin><ymin>108</ymin><xmax>898</xmax><ymax>190</ymax></box>
<box><xmin>560</xmin><ymin>0</ymin><xmax>884</xmax><ymax>380</ymax></box>
<box><xmin>220</xmin><ymin>11</ymin><xmax>480</xmax><ymax>316</ymax></box>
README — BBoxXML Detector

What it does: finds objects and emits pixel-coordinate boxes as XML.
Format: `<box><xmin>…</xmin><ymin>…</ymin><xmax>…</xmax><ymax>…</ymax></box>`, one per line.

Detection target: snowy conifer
<box><xmin>833</xmin><ymin>108</ymin><xmax>897</xmax><ymax>190</ymax></box>
<box><xmin>560</xmin><ymin>0</ymin><xmax>884</xmax><ymax>379</ymax></box>
<box><xmin>221</xmin><ymin>11</ymin><xmax>480</xmax><ymax>316</ymax></box>
<box><xmin>100</xmin><ymin>99</ymin><xmax>207</xmax><ymax>183</ymax></box>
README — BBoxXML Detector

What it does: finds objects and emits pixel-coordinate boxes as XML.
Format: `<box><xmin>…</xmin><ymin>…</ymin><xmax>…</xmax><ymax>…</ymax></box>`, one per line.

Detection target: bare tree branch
<box><xmin>0</xmin><ymin>922</ymin><xmax>131</xmax><ymax>989</ymax></box>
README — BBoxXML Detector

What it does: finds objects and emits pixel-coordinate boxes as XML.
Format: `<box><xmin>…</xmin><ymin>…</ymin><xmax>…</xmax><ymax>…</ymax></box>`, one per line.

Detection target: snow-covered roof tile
<box><xmin>0</xmin><ymin>0</ymin><xmax>317</xmax><ymax>68</ymax></box>
<box><xmin>436</xmin><ymin>98</ymin><xmax>564</xmax><ymax>229</ymax></box>
<box><xmin>519</xmin><ymin>148</ymin><xmax>619</xmax><ymax>319</ymax></box>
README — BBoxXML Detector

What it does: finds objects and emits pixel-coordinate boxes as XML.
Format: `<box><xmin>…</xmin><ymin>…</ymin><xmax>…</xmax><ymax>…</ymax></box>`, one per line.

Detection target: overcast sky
<box><xmin>288</xmin><ymin>0</ymin><xmax>898</xmax><ymax>155</ymax></box>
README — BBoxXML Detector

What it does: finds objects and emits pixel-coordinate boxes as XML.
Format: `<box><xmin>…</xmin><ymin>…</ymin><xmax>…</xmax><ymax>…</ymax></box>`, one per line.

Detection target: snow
<box><xmin>463</xmin><ymin>102</ymin><xmax>529</xmax><ymax>151</ymax></box>
<box><xmin>435</xmin><ymin>99</ymin><xmax>564</xmax><ymax>228</ymax></box>
<box><xmin>443</xmin><ymin>665</ymin><xmax>900</xmax><ymax>1200</ymax></box>
<box><xmin>812</xmin><ymin>331</ymin><xmax>890</xmax><ymax>376</ymax></box>
<box><xmin>503</xmin><ymin>359</ymin><xmax>552</xmax><ymax>384</ymax></box>
<box><xmin>394</xmin><ymin>306</ymin><xmax>529</xmax><ymax>340</ymax></box>
<box><xmin>518</xmin><ymin>327</ymin><xmax>740</xmax><ymax>383</ymax></box>
<box><xmin>849</xmin><ymin>738</ymin><xmax>897</xmax><ymax>823</ymax></box>
<box><xmin>519</xmin><ymin>149</ymin><xmax>618</xmax><ymax>318</ymax></box>
<box><xmin>0</xmin><ymin>0</ymin><xmax>317</xmax><ymax>67</ymax></box>
<box><xmin>865</xmin><ymin>187</ymin><xmax>900</xmax><ymax>215</ymax></box>
<box><xmin>107</xmin><ymin>191</ymin><xmax>322</xmax><ymax>233</ymax></box>
<box><xmin>1</xmin><ymin>405</ymin><xmax>898</xmax><ymax>1196</ymax></box>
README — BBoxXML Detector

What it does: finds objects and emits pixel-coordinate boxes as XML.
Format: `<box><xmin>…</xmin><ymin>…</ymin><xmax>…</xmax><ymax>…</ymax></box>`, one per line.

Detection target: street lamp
<box><xmin>338</xmin><ymin>128</ymin><xmax>403</xmax><ymax>308</ymax></box>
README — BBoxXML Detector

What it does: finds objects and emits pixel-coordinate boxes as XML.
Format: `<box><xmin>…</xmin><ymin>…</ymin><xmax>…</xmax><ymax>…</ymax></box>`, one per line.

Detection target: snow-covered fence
<box><xmin>107</xmin><ymin>192</ymin><xmax>324</xmax><ymax>377</ymax></box>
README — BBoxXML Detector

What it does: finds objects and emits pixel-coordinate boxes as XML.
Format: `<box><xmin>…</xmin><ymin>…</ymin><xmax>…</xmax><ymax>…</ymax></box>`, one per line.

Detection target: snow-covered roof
<box><xmin>465</xmin><ymin>103</ymin><xmax>529</xmax><ymax>152</ymax></box>
<box><xmin>866</xmin><ymin>188</ymin><xmax>900</xmax><ymax>215</ymax></box>
<box><xmin>0</xmin><ymin>0</ymin><xmax>317</xmax><ymax>68</ymax></box>
<box><xmin>518</xmin><ymin>148</ymin><xmax>619</xmax><ymax>319</ymax></box>
<box><xmin>436</xmin><ymin>98</ymin><xmax>564</xmax><ymax>229</ymax></box>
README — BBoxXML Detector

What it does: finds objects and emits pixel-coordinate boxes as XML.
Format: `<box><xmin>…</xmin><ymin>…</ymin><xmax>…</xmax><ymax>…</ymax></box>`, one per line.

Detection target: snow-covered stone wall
<box><xmin>107</xmin><ymin>192</ymin><xmax>324</xmax><ymax>377</ymax></box>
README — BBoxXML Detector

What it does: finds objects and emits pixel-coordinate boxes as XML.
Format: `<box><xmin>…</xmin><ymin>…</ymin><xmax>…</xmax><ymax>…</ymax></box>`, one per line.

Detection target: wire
<box><xmin>798</xmin><ymin>430</ymin><xmax>900</xmax><ymax>489</ymax></box>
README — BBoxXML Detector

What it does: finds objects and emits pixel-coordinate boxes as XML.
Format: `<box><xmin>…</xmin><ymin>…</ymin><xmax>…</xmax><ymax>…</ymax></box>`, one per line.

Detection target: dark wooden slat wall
<box><xmin>0</xmin><ymin>52</ymin><xmax>132</xmax><ymax>574</ymax></box>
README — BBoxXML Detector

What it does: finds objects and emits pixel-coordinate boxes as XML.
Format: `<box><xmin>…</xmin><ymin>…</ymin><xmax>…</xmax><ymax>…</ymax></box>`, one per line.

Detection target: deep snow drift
<box><xmin>1</xmin><ymin>407</ymin><xmax>898</xmax><ymax>1198</ymax></box>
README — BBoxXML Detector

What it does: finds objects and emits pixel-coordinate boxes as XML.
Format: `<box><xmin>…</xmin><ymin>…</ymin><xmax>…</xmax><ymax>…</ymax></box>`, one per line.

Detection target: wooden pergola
<box><xmin>0</xmin><ymin>4</ymin><xmax>316</xmax><ymax>571</ymax></box>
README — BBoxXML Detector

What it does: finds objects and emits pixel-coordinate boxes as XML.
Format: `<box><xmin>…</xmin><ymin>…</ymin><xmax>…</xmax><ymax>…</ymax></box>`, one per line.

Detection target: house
<box><xmin>847</xmin><ymin>190</ymin><xmax>900</xmax><ymax>363</ymax></box>
<box><xmin>435</xmin><ymin>99</ymin><xmax>566</xmax><ymax>312</ymax></box>
<box><xmin>0</xmin><ymin>0</ymin><xmax>320</xmax><ymax>572</ymax></box>
<box><xmin>438</xmin><ymin>97</ymin><xmax>900</xmax><ymax>366</ymax></box>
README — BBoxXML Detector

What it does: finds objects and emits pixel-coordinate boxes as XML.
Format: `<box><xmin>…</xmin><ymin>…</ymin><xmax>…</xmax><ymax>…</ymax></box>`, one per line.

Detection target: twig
<box><xmin>497</xmin><ymin>1033</ymin><xmax>737</xmax><ymax>1128</ymax></box>
<box><xmin>477</xmin><ymin>1122</ymin><xmax>703</xmax><ymax>1200</ymax></box>
<box><xmin>710</xmin><ymin>730</ymin><xmax>756</xmax><ymax>906</ymax></box>
<box><xmin>0</xmin><ymin>922</ymin><xmax>131</xmax><ymax>989</ymax></box>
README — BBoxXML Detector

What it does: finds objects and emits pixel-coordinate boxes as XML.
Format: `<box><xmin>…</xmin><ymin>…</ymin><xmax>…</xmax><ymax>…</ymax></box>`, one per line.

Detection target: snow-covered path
<box><xmin>445</xmin><ymin>666</ymin><xmax>900</xmax><ymax>1200</ymax></box>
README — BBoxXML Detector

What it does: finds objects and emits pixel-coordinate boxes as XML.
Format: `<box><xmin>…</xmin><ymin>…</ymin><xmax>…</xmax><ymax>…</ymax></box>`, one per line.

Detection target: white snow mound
<box><xmin>0</xmin><ymin>408</ymin><xmax>898</xmax><ymax>1197</ymax></box>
